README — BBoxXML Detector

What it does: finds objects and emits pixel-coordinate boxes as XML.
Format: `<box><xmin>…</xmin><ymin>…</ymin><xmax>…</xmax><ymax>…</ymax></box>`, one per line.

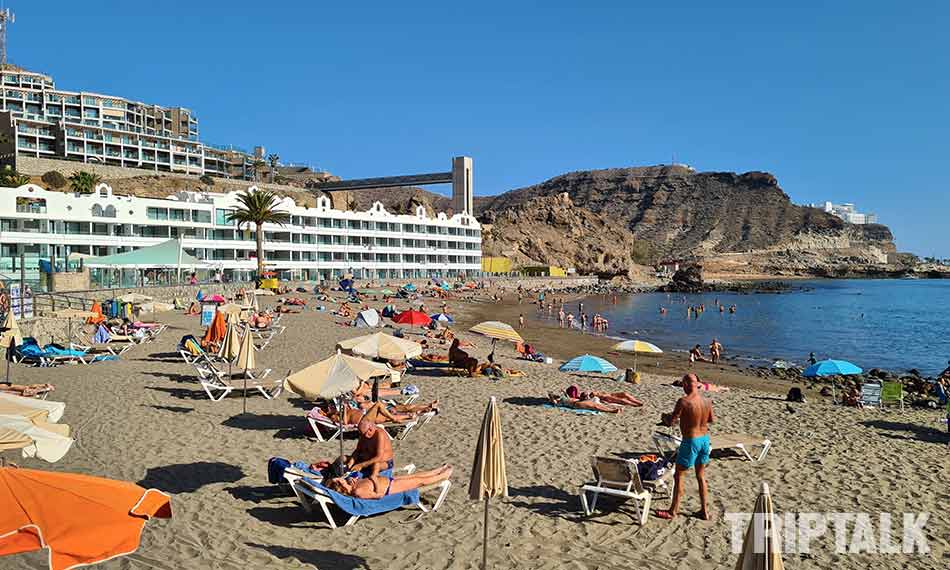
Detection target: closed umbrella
<box><xmin>283</xmin><ymin>351</ymin><xmax>390</xmax><ymax>457</ymax></box>
<box><xmin>612</xmin><ymin>339</ymin><xmax>663</xmax><ymax>371</ymax></box>
<box><xmin>235</xmin><ymin>323</ymin><xmax>256</xmax><ymax>415</ymax></box>
<box><xmin>0</xmin><ymin>466</ymin><xmax>171</xmax><ymax>570</ymax></box>
<box><xmin>469</xmin><ymin>397</ymin><xmax>508</xmax><ymax>570</ymax></box>
<box><xmin>336</xmin><ymin>332</ymin><xmax>422</xmax><ymax>361</ymax></box>
<box><xmin>1</xmin><ymin>310</ymin><xmax>23</xmax><ymax>385</ymax></box>
<box><xmin>559</xmin><ymin>354</ymin><xmax>618</xmax><ymax>375</ymax></box>
<box><xmin>734</xmin><ymin>482</ymin><xmax>784</xmax><ymax>570</ymax></box>
<box><xmin>218</xmin><ymin>320</ymin><xmax>241</xmax><ymax>391</ymax></box>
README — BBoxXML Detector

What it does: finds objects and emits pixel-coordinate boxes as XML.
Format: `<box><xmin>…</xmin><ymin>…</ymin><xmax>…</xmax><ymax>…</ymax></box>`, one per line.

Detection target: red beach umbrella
<box><xmin>392</xmin><ymin>310</ymin><xmax>431</xmax><ymax>328</ymax></box>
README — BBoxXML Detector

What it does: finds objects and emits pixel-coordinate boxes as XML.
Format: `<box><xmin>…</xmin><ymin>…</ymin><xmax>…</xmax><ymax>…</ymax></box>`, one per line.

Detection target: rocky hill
<box><xmin>476</xmin><ymin>165</ymin><xmax>899</xmax><ymax>278</ymax></box>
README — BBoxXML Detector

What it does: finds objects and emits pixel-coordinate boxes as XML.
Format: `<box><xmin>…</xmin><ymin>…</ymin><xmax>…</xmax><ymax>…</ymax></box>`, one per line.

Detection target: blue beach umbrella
<box><xmin>559</xmin><ymin>354</ymin><xmax>618</xmax><ymax>374</ymax></box>
<box><xmin>430</xmin><ymin>313</ymin><xmax>454</xmax><ymax>324</ymax></box>
<box><xmin>802</xmin><ymin>359</ymin><xmax>862</xmax><ymax>378</ymax></box>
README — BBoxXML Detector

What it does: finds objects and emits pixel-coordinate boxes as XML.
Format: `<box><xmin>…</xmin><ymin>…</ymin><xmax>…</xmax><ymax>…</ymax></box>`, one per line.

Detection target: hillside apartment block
<box><xmin>0</xmin><ymin>65</ymin><xmax>255</xmax><ymax>178</ymax></box>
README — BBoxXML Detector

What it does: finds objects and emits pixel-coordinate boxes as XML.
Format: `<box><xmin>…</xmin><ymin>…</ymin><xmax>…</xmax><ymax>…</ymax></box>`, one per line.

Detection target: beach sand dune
<box><xmin>3</xmin><ymin>295</ymin><xmax>947</xmax><ymax>569</ymax></box>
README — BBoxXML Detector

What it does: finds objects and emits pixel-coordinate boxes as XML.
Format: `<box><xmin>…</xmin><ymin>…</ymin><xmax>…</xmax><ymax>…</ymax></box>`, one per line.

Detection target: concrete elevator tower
<box><xmin>452</xmin><ymin>156</ymin><xmax>473</xmax><ymax>216</ymax></box>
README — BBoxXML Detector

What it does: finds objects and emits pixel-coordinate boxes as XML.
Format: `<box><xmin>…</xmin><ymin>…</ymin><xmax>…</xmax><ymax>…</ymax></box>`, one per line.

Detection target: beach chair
<box><xmin>73</xmin><ymin>327</ymin><xmax>136</xmax><ymax>354</ymax></box>
<box><xmin>192</xmin><ymin>356</ymin><xmax>279</xmax><ymax>401</ymax></box>
<box><xmin>177</xmin><ymin>336</ymin><xmax>224</xmax><ymax>365</ymax></box>
<box><xmin>859</xmin><ymin>382</ymin><xmax>883</xmax><ymax>409</ymax></box>
<box><xmin>652</xmin><ymin>430</ymin><xmax>772</xmax><ymax>463</ymax></box>
<box><xmin>247</xmin><ymin>324</ymin><xmax>286</xmax><ymax>350</ymax></box>
<box><xmin>579</xmin><ymin>456</ymin><xmax>665</xmax><ymax>525</ymax></box>
<box><xmin>284</xmin><ymin>467</ymin><xmax>450</xmax><ymax>529</ymax></box>
<box><xmin>880</xmin><ymin>381</ymin><xmax>904</xmax><ymax>410</ymax></box>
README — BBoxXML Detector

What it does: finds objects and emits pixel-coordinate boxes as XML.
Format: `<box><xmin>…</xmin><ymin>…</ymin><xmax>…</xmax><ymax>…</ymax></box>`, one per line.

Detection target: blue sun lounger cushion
<box><xmin>304</xmin><ymin>477</ymin><xmax>419</xmax><ymax>517</ymax></box>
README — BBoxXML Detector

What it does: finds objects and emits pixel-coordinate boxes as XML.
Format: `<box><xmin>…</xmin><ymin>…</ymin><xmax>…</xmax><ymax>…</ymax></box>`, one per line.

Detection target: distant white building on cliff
<box><xmin>812</xmin><ymin>201</ymin><xmax>878</xmax><ymax>225</ymax></box>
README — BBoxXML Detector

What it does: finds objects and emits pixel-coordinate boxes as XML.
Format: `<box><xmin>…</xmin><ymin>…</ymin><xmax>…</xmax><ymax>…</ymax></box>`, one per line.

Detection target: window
<box><xmin>215</xmin><ymin>208</ymin><xmax>233</xmax><ymax>226</ymax></box>
<box><xmin>103</xmin><ymin>205</ymin><xmax>116</xmax><ymax>218</ymax></box>
<box><xmin>146</xmin><ymin>207</ymin><xmax>168</xmax><ymax>220</ymax></box>
<box><xmin>91</xmin><ymin>204</ymin><xmax>103</xmax><ymax>217</ymax></box>
<box><xmin>213</xmin><ymin>229</ymin><xmax>234</xmax><ymax>241</ymax></box>
<box><xmin>193</xmin><ymin>210</ymin><xmax>211</xmax><ymax>224</ymax></box>
<box><xmin>170</xmin><ymin>208</ymin><xmax>187</xmax><ymax>221</ymax></box>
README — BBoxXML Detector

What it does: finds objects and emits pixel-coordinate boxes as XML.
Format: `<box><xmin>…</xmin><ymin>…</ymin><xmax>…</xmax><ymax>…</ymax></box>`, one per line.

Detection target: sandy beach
<box><xmin>3</xmin><ymin>289</ymin><xmax>948</xmax><ymax>570</ymax></box>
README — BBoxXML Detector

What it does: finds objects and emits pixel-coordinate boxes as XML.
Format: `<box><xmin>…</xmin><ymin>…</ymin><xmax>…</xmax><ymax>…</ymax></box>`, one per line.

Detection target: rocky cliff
<box><xmin>477</xmin><ymin>165</ymin><xmax>898</xmax><ymax>278</ymax></box>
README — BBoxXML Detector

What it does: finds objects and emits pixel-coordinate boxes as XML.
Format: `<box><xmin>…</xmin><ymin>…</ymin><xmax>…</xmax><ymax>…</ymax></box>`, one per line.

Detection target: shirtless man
<box><xmin>346</xmin><ymin>417</ymin><xmax>395</xmax><ymax>478</ymax></box>
<box><xmin>709</xmin><ymin>338</ymin><xmax>723</xmax><ymax>363</ymax></box>
<box><xmin>657</xmin><ymin>373</ymin><xmax>714</xmax><ymax>521</ymax></box>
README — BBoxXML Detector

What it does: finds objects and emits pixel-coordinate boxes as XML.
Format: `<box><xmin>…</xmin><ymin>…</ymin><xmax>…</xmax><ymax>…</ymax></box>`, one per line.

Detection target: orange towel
<box><xmin>201</xmin><ymin>310</ymin><xmax>226</xmax><ymax>348</ymax></box>
<box><xmin>87</xmin><ymin>303</ymin><xmax>105</xmax><ymax>325</ymax></box>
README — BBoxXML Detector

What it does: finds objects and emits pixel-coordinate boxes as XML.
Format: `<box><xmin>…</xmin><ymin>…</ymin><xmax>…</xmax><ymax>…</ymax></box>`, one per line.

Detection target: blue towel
<box><xmin>303</xmin><ymin>477</ymin><xmax>420</xmax><ymax>516</ymax></box>
<box><xmin>541</xmin><ymin>403</ymin><xmax>601</xmax><ymax>415</ymax></box>
<box><xmin>42</xmin><ymin>345</ymin><xmax>87</xmax><ymax>357</ymax></box>
<box><xmin>93</xmin><ymin>325</ymin><xmax>111</xmax><ymax>344</ymax></box>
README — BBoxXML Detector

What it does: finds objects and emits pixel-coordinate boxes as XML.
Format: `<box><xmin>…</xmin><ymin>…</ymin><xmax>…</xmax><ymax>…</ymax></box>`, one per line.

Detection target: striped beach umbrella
<box><xmin>469</xmin><ymin>321</ymin><xmax>523</xmax><ymax>343</ymax></box>
<box><xmin>559</xmin><ymin>354</ymin><xmax>618</xmax><ymax>374</ymax></box>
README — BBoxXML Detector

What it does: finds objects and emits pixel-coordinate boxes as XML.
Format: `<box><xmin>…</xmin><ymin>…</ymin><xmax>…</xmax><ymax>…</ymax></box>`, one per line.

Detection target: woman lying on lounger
<box><xmin>0</xmin><ymin>383</ymin><xmax>54</xmax><ymax>397</ymax></box>
<box><xmin>325</xmin><ymin>465</ymin><xmax>453</xmax><ymax>499</ymax></box>
<box><xmin>547</xmin><ymin>392</ymin><xmax>622</xmax><ymax>413</ymax></box>
<box><xmin>565</xmin><ymin>384</ymin><xmax>643</xmax><ymax>407</ymax></box>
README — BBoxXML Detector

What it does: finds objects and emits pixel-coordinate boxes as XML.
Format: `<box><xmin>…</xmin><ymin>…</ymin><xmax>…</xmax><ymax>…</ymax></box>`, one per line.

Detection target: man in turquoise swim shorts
<box><xmin>657</xmin><ymin>373</ymin><xmax>715</xmax><ymax>521</ymax></box>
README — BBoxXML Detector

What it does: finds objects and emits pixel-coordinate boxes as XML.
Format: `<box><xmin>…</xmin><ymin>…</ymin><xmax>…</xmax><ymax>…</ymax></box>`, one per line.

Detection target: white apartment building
<box><xmin>0</xmin><ymin>183</ymin><xmax>482</xmax><ymax>283</ymax></box>
<box><xmin>812</xmin><ymin>201</ymin><xmax>878</xmax><ymax>225</ymax></box>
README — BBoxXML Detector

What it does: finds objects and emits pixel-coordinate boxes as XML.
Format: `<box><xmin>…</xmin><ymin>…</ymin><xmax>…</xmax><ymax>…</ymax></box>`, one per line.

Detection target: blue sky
<box><xmin>9</xmin><ymin>1</ymin><xmax>948</xmax><ymax>256</ymax></box>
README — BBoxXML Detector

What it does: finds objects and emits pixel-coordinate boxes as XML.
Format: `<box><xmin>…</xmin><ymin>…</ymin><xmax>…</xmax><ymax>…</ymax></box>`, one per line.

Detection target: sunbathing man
<box><xmin>547</xmin><ymin>392</ymin><xmax>622</xmax><ymax>413</ymax></box>
<box><xmin>325</xmin><ymin>465</ymin><xmax>453</xmax><ymax>499</ymax></box>
<box><xmin>565</xmin><ymin>385</ymin><xmax>643</xmax><ymax>407</ymax></box>
<box><xmin>0</xmin><ymin>383</ymin><xmax>54</xmax><ymax>397</ymax></box>
<box><xmin>449</xmin><ymin>338</ymin><xmax>479</xmax><ymax>377</ymax></box>
<box><xmin>657</xmin><ymin>373</ymin><xmax>714</xmax><ymax>521</ymax></box>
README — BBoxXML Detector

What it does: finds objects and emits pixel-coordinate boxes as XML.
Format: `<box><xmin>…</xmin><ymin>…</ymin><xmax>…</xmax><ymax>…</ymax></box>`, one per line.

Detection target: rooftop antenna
<box><xmin>0</xmin><ymin>7</ymin><xmax>13</xmax><ymax>66</ymax></box>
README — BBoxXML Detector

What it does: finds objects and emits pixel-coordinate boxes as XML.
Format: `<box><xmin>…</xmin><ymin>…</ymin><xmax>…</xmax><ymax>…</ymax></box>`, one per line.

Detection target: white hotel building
<box><xmin>0</xmin><ymin>183</ymin><xmax>482</xmax><ymax>284</ymax></box>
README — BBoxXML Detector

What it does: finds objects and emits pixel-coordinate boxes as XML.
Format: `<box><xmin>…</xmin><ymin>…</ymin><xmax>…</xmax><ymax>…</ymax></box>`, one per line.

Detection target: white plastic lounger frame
<box><xmin>579</xmin><ymin>456</ymin><xmax>664</xmax><ymax>526</ymax></box>
<box><xmin>284</xmin><ymin>467</ymin><xmax>451</xmax><ymax>529</ymax></box>
<box><xmin>306</xmin><ymin>413</ymin><xmax>419</xmax><ymax>442</ymax></box>
<box><xmin>199</xmin><ymin>367</ymin><xmax>278</xmax><ymax>401</ymax></box>
<box><xmin>652</xmin><ymin>431</ymin><xmax>772</xmax><ymax>463</ymax></box>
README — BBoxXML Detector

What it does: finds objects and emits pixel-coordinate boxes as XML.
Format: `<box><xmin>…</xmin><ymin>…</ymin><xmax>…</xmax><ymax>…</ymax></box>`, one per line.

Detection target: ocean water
<box><xmin>539</xmin><ymin>279</ymin><xmax>950</xmax><ymax>375</ymax></box>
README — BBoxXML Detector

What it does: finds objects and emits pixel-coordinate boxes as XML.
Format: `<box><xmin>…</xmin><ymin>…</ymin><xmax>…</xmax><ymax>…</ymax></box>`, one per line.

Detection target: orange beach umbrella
<box><xmin>86</xmin><ymin>303</ymin><xmax>105</xmax><ymax>325</ymax></box>
<box><xmin>0</xmin><ymin>466</ymin><xmax>172</xmax><ymax>570</ymax></box>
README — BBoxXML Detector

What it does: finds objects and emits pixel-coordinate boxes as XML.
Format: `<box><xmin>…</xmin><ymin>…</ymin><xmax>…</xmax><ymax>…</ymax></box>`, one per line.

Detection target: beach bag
<box><xmin>637</xmin><ymin>458</ymin><xmax>670</xmax><ymax>482</ymax></box>
<box><xmin>267</xmin><ymin>457</ymin><xmax>291</xmax><ymax>484</ymax></box>
<box><xmin>787</xmin><ymin>387</ymin><xmax>806</xmax><ymax>403</ymax></box>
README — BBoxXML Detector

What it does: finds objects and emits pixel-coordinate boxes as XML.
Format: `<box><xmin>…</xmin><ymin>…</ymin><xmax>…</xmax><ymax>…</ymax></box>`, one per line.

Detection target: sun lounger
<box><xmin>177</xmin><ymin>336</ymin><xmax>224</xmax><ymax>365</ymax></box>
<box><xmin>579</xmin><ymin>456</ymin><xmax>669</xmax><ymax>525</ymax></box>
<box><xmin>859</xmin><ymin>382</ymin><xmax>883</xmax><ymax>409</ymax></box>
<box><xmin>652</xmin><ymin>430</ymin><xmax>772</xmax><ymax>462</ymax></box>
<box><xmin>244</xmin><ymin>325</ymin><xmax>285</xmax><ymax>350</ymax></box>
<box><xmin>305</xmin><ymin>408</ymin><xmax>429</xmax><ymax>442</ymax></box>
<box><xmin>284</xmin><ymin>468</ymin><xmax>450</xmax><ymax>529</ymax></box>
<box><xmin>192</xmin><ymin>356</ymin><xmax>279</xmax><ymax>401</ymax></box>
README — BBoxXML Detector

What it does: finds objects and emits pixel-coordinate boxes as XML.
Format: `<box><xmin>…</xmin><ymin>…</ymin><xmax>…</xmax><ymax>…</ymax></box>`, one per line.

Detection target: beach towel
<box><xmin>93</xmin><ymin>325</ymin><xmax>111</xmax><ymax>344</ymax></box>
<box><xmin>87</xmin><ymin>303</ymin><xmax>105</xmax><ymax>325</ymax></box>
<box><xmin>541</xmin><ymin>403</ymin><xmax>601</xmax><ymax>415</ymax></box>
<box><xmin>303</xmin><ymin>478</ymin><xmax>420</xmax><ymax>516</ymax></box>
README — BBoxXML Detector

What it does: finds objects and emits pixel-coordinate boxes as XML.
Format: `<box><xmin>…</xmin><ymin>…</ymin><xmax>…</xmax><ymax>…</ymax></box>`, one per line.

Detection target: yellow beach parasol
<box><xmin>611</xmin><ymin>339</ymin><xmax>663</xmax><ymax>371</ymax></box>
<box><xmin>336</xmin><ymin>332</ymin><xmax>423</xmax><ymax>361</ymax></box>
<box><xmin>284</xmin><ymin>351</ymin><xmax>390</xmax><ymax>457</ymax></box>
<box><xmin>0</xmin><ymin>396</ymin><xmax>73</xmax><ymax>463</ymax></box>
<box><xmin>469</xmin><ymin>396</ymin><xmax>508</xmax><ymax>570</ymax></box>
<box><xmin>469</xmin><ymin>321</ymin><xmax>524</xmax><ymax>343</ymax></box>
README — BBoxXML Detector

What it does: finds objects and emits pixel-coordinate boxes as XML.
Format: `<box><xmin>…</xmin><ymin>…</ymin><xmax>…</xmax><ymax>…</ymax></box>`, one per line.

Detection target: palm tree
<box><xmin>226</xmin><ymin>189</ymin><xmax>290</xmax><ymax>277</ymax></box>
<box><xmin>250</xmin><ymin>159</ymin><xmax>266</xmax><ymax>182</ymax></box>
<box><xmin>267</xmin><ymin>153</ymin><xmax>280</xmax><ymax>183</ymax></box>
<box><xmin>68</xmin><ymin>171</ymin><xmax>102</xmax><ymax>194</ymax></box>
